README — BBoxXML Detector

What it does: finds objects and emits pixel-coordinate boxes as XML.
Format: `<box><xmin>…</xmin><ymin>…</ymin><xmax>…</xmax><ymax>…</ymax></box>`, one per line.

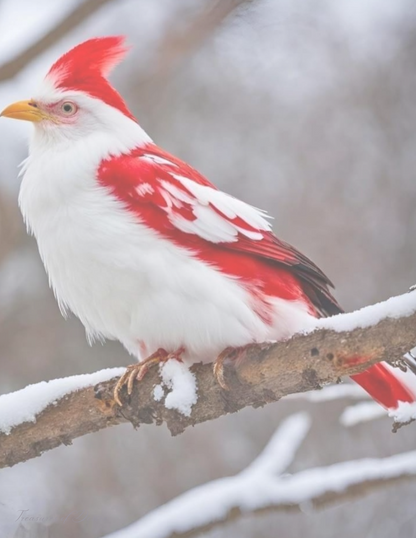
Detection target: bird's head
<box><xmin>1</xmin><ymin>36</ymin><xmax>137</xmax><ymax>142</ymax></box>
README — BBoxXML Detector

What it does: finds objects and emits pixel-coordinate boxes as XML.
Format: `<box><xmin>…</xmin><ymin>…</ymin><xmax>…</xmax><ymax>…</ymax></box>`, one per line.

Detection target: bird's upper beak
<box><xmin>0</xmin><ymin>100</ymin><xmax>50</xmax><ymax>122</ymax></box>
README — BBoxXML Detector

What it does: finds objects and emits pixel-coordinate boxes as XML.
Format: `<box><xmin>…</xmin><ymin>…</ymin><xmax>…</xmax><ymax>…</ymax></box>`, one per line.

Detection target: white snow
<box><xmin>0</xmin><ymin>367</ymin><xmax>124</xmax><ymax>435</ymax></box>
<box><xmin>100</xmin><ymin>412</ymin><xmax>416</xmax><ymax>538</ymax></box>
<box><xmin>242</xmin><ymin>413</ymin><xmax>311</xmax><ymax>477</ymax></box>
<box><xmin>309</xmin><ymin>290</ymin><xmax>416</xmax><ymax>334</ymax></box>
<box><xmin>158</xmin><ymin>360</ymin><xmax>197</xmax><ymax>417</ymax></box>
<box><xmin>288</xmin><ymin>385</ymin><xmax>387</xmax><ymax>426</ymax></box>
<box><xmin>153</xmin><ymin>384</ymin><xmax>165</xmax><ymax>402</ymax></box>
<box><xmin>340</xmin><ymin>401</ymin><xmax>386</xmax><ymax>427</ymax></box>
<box><xmin>389</xmin><ymin>401</ymin><xmax>416</xmax><ymax>425</ymax></box>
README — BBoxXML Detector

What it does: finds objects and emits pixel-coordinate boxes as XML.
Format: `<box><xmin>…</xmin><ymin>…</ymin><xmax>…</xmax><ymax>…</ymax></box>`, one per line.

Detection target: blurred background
<box><xmin>0</xmin><ymin>0</ymin><xmax>416</xmax><ymax>536</ymax></box>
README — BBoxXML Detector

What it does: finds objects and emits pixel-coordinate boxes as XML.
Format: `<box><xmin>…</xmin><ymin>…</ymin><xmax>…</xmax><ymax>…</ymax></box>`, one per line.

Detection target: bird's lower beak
<box><xmin>0</xmin><ymin>100</ymin><xmax>49</xmax><ymax>122</ymax></box>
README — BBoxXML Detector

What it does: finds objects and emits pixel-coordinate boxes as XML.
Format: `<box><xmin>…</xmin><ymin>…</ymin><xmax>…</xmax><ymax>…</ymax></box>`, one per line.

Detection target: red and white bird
<box><xmin>2</xmin><ymin>36</ymin><xmax>415</xmax><ymax>408</ymax></box>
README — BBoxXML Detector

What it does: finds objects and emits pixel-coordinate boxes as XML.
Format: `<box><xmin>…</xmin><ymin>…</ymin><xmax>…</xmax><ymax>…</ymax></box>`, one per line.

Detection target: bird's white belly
<box><xmin>35</xmin><ymin>218</ymin><xmax>275</xmax><ymax>361</ymax></box>
<box><xmin>40</xmin><ymin>220</ymin><xmax>312</xmax><ymax>362</ymax></box>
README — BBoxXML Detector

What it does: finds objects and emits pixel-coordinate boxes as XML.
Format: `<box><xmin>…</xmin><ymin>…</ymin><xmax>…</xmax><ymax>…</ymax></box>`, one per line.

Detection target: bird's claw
<box><xmin>213</xmin><ymin>347</ymin><xmax>236</xmax><ymax>390</ymax></box>
<box><xmin>213</xmin><ymin>343</ymin><xmax>265</xmax><ymax>389</ymax></box>
<box><xmin>113</xmin><ymin>347</ymin><xmax>185</xmax><ymax>406</ymax></box>
<box><xmin>114</xmin><ymin>364</ymin><xmax>141</xmax><ymax>406</ymax></box>
<box><xmin>114</xmin><ymin>348</ymin><xmax>167</xmax><ymax>406</ymax></box>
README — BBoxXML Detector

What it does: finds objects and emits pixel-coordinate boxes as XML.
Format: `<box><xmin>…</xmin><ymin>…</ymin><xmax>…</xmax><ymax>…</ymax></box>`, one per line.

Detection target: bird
<box><xmin>1</xmin><ymin>36</ymin><xmax>415</xmax><ymax>409</ymax></box>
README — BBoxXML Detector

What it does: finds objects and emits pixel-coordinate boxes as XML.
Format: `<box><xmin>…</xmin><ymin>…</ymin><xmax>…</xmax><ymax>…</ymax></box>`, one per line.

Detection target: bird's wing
<box><xmin>98</xmin><ymin>145</ymin><xmax>342</xmax><ymax>317</ymax></box>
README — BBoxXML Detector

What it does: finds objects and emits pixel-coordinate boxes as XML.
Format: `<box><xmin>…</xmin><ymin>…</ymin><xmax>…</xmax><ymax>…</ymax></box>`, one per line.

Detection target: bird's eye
<box><xmin>61</xmin><ymin>102</ymin><xmax>77</xmax><ymax>115</ymax></box>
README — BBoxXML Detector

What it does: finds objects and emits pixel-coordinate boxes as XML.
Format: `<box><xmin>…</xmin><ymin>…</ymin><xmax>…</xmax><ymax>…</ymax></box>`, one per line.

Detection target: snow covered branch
<box><xmin>100</xmin><ymin>413</ymin><xmax>416</xmax><ymax>538</ymax></box>
<box><xmin>1</xmin><ymin>291</ymin><xmax>416</xmax><ymax>469</ymax></box>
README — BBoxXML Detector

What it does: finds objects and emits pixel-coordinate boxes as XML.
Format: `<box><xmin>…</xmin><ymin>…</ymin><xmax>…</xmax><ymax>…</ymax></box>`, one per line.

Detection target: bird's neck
<box><xmin>19</xmin><ymin>112</ymin><xmax>152</xmax><ymax>237</ymax></box>
<box><xmin>30</xmin><ymin>113</ymin><xmax>152</xmax><ymax>157</ymax></box>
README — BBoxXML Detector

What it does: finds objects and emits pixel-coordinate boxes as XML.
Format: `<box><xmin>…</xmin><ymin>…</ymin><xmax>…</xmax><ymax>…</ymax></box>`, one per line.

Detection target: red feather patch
<box><xmin>46</xmin><ymin>36</ymin><xmax>135</xmax><ymax>121</ymax></box>
<box><xmin>98</xmin><ymin>144</ymin><xmax>342</xmax><ymax>318</ymax></box>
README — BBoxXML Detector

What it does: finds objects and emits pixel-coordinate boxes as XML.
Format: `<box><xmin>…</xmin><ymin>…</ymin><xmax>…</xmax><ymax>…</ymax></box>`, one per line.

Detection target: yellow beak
<box><xmin>0</xmin><ymin>100</ymin><xmax>49</xmax><ymax>122</ymax></box>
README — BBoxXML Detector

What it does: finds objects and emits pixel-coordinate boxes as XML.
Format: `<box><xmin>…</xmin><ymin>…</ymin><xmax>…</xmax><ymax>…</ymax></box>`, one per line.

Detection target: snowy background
<box><xmin>0</xmin><ymin>0</ymin><xmax>416</xmax><ymax>537</ymax></box>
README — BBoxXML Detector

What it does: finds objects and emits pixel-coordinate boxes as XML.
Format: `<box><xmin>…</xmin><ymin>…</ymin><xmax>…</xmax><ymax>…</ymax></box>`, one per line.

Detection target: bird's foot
<box><xmin>114</xmin><ymin>347</ymin><xmax>185</xmax><ymax>406</ymax></box>
<box><xmin>213</xmin><ymin>343</ymin><xmax>259</xmax><ymax>390</ymax></box>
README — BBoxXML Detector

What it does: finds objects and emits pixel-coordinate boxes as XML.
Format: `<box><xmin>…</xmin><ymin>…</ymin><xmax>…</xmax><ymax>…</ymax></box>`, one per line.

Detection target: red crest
<box><xmin>47</xmin><ymin>36</ymin><xmax>135</xmax><ymax>120</ymax></box>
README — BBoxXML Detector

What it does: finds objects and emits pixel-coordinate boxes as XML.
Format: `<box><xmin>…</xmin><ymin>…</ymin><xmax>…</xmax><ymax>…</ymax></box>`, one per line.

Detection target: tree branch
<box><xmin>99</xmin><ymin>413</ymin><xmax>416</xmax><ymax>538</ymax></box>
<box><xmin>0</xmin><ymin>0</ymin><xmax>116</xmax><ymax>83</ymax></box>
<box><xmin>1</xmin><ymin>292</ymin><xmax>416</xmax><ymax>469</ymax></box>
<box><xmin>0</xmin><ymin>0</ymin><xmax>252</xmax><ymax>85</ymax></box>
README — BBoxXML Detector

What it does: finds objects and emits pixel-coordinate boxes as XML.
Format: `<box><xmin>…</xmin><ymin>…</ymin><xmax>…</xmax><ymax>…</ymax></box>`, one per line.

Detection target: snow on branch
<box><xmin>1</xmin><ymin>290</ymin><xmax>416</xmax><ymax>469</ymax></box>
<box><xmin>100</xmin><ymin>413</ymin><xmax>416</xmax><ymax>538</ymax></box>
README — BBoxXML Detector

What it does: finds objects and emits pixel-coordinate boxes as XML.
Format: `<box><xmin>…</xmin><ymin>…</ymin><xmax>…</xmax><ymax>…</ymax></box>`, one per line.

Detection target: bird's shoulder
<box><xmin>97</xmin><ymin>144</ymin><xmax>272</xmax><ymax>244</ymax></box>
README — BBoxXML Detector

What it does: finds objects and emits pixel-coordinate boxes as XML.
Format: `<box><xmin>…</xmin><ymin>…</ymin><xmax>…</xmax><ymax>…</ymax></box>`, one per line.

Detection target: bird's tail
<box><xmin>351</xmin><ymin>357</ymin><xmax>416</xmax><ymax>410</ymax></box>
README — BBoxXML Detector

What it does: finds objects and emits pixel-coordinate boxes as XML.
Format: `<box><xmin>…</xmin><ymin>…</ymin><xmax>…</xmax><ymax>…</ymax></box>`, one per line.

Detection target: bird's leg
<box><xmin>114</xmin><ymin>347</ymin><xmax>185</xmax><ymax>406</ymax></box>
<box><xmin>213</xmin><ymin>343</ymin><xmax>260</xmax><ymax>390</ymax></box>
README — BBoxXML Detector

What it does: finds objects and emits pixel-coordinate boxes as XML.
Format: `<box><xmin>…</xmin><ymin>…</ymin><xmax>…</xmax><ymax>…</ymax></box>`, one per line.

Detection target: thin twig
<box><xmin>0</xmin><ymin>0</ymin><xmax>116</xmax><ymax>82</ymax></box>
